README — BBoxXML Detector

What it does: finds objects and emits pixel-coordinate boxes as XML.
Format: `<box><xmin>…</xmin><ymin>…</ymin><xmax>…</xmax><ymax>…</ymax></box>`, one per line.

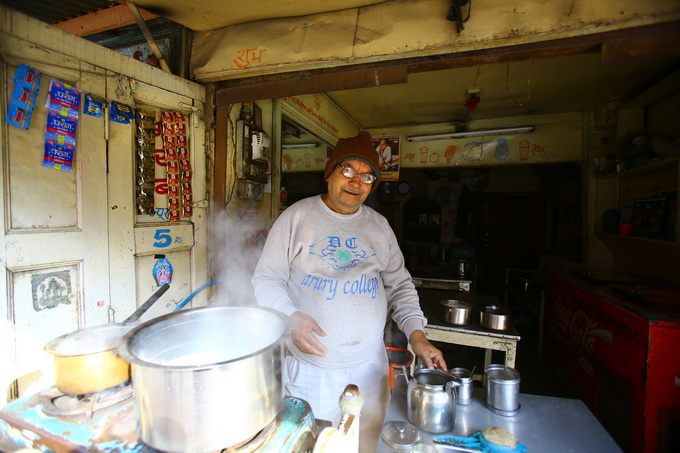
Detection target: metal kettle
<box><xmin>403</xmin><ymin>366</ymin><xmax>460</xmax><ymax>433</ymax></box>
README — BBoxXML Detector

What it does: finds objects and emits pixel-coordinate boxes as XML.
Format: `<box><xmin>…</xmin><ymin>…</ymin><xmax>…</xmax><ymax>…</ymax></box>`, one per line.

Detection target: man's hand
<box><xmin>409</xmin><ymin>330</ymin><xmax>447</xmax><ymax>370</ymax></box>
<box><xmin>290</xmin><ymin>311</ymin><xmax>328</xmax><ymax>357</ymax></box>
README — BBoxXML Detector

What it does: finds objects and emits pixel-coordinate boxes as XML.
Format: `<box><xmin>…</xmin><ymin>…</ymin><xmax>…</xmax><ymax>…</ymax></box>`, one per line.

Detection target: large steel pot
<box><xmin>117</xmin><ymin>305</ymin><xmax>289</xmax><ymax>453</ymax></box>
<box><xmin>44</xmin><ymin>284</ymin><xmax>169</xmax><ymax>395</ymax></box>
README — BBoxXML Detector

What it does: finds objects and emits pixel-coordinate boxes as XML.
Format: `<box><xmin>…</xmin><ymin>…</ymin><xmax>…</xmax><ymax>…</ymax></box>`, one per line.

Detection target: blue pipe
<box><xmin>174</xmin><ymin>281</ymin><xmax>232</xmax><ymax>312</ymax></box>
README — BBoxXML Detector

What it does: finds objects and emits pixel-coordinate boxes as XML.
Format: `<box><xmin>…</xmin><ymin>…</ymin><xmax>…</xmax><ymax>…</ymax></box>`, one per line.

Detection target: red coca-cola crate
<box><xmin>544</xmin><ymin>273</ymin><xmax>680</xmax><ymax>453</ymax></box>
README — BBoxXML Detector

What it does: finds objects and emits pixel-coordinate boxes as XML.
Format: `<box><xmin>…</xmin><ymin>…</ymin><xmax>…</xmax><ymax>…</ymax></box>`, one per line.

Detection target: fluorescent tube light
<box><xmin>282</xmin><ymin>142</ymin><xmax>319</xmax><ymax>149</ymax></box>
<box><xmin>407</xmin><ymin>126</ymin><xmax>534</xmax><ymax>142</ymax></box>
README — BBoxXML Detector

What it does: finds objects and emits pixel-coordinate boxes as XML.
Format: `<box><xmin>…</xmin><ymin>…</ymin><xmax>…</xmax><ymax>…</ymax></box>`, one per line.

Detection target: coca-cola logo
<box><xmin>577</xmin><ymin>349</ymin><xmax>596</xmax><ymax>376</ymax></box>
<box><xmin>552</xmin><ymin>295</ymin><xmax>613</xmax><ymax>355</ymax></box>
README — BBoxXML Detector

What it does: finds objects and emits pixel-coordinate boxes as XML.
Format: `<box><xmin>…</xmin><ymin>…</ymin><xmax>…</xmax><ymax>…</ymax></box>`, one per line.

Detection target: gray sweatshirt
<box><xmin>252</xmin><ymin>195</ymin><xmax>426</xmax><ymax>371</ymax></box>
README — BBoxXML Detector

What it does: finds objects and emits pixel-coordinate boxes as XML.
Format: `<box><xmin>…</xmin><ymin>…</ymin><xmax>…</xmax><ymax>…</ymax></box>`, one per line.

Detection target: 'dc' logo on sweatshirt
<box><xmin>309</xmin><ymin>228</ymin><xmax>375</xmax><ymax>271</ymax></box>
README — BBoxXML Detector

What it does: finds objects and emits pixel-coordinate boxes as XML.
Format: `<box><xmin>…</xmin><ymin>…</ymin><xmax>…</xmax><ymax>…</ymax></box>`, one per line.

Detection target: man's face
<box><xmin>324</xmin><ymin>159</ymin><xmax>374</xmax><ymax>214</ymax></box>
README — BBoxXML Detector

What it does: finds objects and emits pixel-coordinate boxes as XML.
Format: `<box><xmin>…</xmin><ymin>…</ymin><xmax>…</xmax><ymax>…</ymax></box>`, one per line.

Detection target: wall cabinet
<box><xmin>594</xmin><ymin>156</ymin><xmax>679</xmax><ymax>245</ymax></box>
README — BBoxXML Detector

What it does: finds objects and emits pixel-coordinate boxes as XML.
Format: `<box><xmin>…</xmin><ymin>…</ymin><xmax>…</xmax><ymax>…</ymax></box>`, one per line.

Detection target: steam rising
<box><xmin>212</xmin><ymin>207</ymin><xmax>269</xmax><ymax>307</ymax></box>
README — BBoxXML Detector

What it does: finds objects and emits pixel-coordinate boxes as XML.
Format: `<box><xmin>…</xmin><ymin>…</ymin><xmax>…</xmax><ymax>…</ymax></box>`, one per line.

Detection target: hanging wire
<box><xmin>505</xmin><ymin>60</ymin><xmax>535</xmax><ymax>106</ymax></box>
<box><xmin>174</xmin><ymin>281</ymin><xmax>230</xmax><ymax>312</ymax></box>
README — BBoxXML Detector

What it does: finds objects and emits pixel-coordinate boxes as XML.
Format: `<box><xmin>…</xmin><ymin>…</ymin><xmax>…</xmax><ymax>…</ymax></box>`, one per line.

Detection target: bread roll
<box><xmin>482</xmin><ymin>426</ymin><xmax>518</xmax><ymax>448</ymax></box>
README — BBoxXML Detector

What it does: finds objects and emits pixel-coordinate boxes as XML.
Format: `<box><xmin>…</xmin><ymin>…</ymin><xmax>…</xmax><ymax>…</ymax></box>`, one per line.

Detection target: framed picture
<box><xmin>371</xmin><ymin>136</ymin><xmax>401</xmax><ymax>181</ymax></box>
<box><xmin>631</xmin><ymin>198</ymin><xmax>667</xmax><ymax>238</ymax></box>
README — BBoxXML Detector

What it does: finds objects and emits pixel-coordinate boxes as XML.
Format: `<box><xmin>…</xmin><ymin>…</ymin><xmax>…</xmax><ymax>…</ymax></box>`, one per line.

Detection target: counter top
<box><xmin>376</xmin><ymin>376</ymin><xmax>622</xmax><ymax>452</ymax></box>
<box><xmin>552</xmin><ymin>272</ymin><xmax>680</xmax><ymax>322</ymax></box>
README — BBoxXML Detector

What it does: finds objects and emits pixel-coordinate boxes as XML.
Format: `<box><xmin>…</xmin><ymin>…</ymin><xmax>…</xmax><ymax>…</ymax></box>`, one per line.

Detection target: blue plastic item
<box><xmin>434</xmin><ymin>431</ymin><xmax>527</xmax><ymax>453</ymax></box>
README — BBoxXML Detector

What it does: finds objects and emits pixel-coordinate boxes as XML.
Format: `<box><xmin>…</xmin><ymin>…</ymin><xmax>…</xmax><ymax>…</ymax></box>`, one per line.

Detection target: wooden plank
<box><xmin>0</xmin><ymin>6</ymin><xmax>204</xmax><ymax>101</ymax></box>
<box><xmin>126</xmin><ymin>2</ymin><xmax>171</xmax><ymax>73</ymax></box>
<box><xmin>217</xmin><ymin>65</ymin><xmax>408</xmax><ymax>105</ymax></box>
<box><xmin>53</xmin><ymin>4</ymin><xmax>159</xmax><ymax>37</ymax></box>
<box><xmin>601</xmin><ymin>21</ymin><xmax>680</xmax><ymax>64</ymax></box>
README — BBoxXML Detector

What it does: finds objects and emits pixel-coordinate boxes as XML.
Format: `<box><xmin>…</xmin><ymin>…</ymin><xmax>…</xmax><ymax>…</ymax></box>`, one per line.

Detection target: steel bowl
<box><xmin>440</xmin><ymin>299</ymin><xmax>473</xmax><ymax>325</ymax></box>
<box><xmin>479</xmin><ymin>305</ymin><xmax>512</xmax><ymax>331</ymax></box>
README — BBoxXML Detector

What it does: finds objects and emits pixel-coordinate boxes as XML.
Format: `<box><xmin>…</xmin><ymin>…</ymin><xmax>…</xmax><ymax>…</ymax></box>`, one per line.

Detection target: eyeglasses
<box><xmin>340</xmin><ymin>165</ymin><xmax>376</xmax><ymax>184</ymax></box>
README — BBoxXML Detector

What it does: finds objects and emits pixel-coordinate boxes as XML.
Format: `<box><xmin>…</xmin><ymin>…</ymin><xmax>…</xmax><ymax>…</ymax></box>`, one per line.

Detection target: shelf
<box><xmin>597</xmin><ymin>156</ymin><xmax>680</xmax><ymax>180</ymax></box>
<box><xmin>594</xmin><ymin>232</ymin><xmax>679</xmax><ymax>246</ymax></box>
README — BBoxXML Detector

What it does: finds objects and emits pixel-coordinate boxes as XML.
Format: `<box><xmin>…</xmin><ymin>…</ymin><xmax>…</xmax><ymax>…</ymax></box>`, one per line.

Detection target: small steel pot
<box><xmin>479</xmin><ymin>305</ymin><xmax>512</xmax><ymax>331</ymax></box>
<box><xmin>44</xmin><ymin>284</ymin><xmax>169</xmax><ymax>395</ymax></box>
<box><xmin>440</xmin><ymin>299</ymin><xmax>472</xmax><ymax>325</ymax></box>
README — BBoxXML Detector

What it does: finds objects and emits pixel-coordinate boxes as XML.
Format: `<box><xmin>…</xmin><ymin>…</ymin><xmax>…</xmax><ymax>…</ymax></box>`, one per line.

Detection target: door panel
<box><xmin>1</xmin><ymin>57</ymin><xmax>208</xmax><ymax>402</ymax></box>
<box><xmin>1</xmin><ymin>61</ymin><xmax>109</xmax><ymax>396</ymax></box>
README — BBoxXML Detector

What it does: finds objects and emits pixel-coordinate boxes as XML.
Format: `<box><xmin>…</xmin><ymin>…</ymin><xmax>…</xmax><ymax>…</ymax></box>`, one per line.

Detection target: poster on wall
<box><xmin>371</xmin><ymin>136</ymin><xmax>400</xmax><ymax>181</ymax></box>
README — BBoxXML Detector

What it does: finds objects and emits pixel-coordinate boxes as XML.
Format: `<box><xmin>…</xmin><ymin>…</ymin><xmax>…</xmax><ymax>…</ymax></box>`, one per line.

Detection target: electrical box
<box><xmin>251</xmin><ymin>131</ymin><xmax>270</xmax><ymax>161</ymax></box>
<box><xmin>236</xmin><ymin>120</ymin><xmax>268</xmax><ymax>183</ymax></box>
<box><xmin>237</xmin><ymin>179</ymin><xmax>264</xmax><ymax>200</ymax></box>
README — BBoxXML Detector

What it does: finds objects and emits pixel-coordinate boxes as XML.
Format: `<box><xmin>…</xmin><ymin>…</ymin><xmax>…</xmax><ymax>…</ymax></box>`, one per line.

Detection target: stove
<box><xmin>0</xmin><ymin>384</ymin><xmax>316</xmax><ymax>452</ymax></box>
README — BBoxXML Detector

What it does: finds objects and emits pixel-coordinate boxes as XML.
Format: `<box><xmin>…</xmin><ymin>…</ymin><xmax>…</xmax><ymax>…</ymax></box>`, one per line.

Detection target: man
<box><xmin>252</xmin><ymin>131</ymin><xmax>446</xmax><ymax>452</ymax></box>
<box><xmin>376</xmin><ymin>138</ymin><xmax>393</xmax><ymax>171</ymax></box>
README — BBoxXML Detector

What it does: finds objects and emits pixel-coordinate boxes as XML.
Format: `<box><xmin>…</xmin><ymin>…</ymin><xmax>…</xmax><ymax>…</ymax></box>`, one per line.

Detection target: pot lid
<box><xmin>381</xmin><ymin>421</ymin><xmax>421</xmax><ymax>450</ymax></box>
<box><xmin>481</xmin><ymin>305</ymin><xmax>512</xmax><ymax>316</ymax></box>
<box><xmin>44</xmin><ymin>324</ymin><xmax>131</xmax><ymax>356</ymax></box>
<box><xmin>440</xmin><ymin>299</ymin><xmax>472</xmax><ymax>308</ymax></box>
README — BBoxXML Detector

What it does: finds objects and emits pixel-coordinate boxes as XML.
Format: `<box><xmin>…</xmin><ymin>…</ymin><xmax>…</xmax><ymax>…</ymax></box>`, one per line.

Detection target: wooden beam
<box><xmin>601</xmin><ymin>25</ymin><xmax>680</xmax><ymax>64</ymax></box>
<box><xmin>52</xmin><ymin>4</ymin><xmax>158</xmax><ymax>37</ymax></box>
<box><xmin>217</xmin><ymin>65</ymin><xmax>408</xmax><ymax>106</ymax></box>
<box><xmin>215</xmin><ymin>20</ymin><xmax>680</xmax><ymax>108</ymax></box>
<box><xmin>125</xmin><ymin>1</ymin><xmax>171</xmax><ymax>73</ymax></box>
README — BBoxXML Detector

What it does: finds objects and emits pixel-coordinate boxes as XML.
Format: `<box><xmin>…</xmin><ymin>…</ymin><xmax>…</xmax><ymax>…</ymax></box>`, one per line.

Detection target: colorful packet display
<box><xmin>135</xmin><ymin>109</ymin><xmax>157</xmax><ymax>215</ymax></box>
<box><xmin>43</xmin><ymin>142</ymin><xmax>76</xmax><ymax>171</ymax></box>
<box><xmin>83</xmin><ymin>93</ymin><xmax>106</xmax><ymax>118</ymax></box>
<box><xmin>111</xmin><ymin>101</ymin><xmax>135</xmax><ymax>124</ymax></box>
<box><xmin>45</xmin><ymin>110</ymin><xmax>78</xmax><ymax>146</ymax></box>
<box><xmin>45</xmin><ymin>80</ymin><xmax>80</xmax><ymax>118</ymax></box>
<box><xmin>43</xmin><ymin>79</ymin><xmax>80</xmax><ymax>172</ymax></box>
<box><xmin>6</xmin><ymin>64</ymin><xmax>42</xmax><ymax>129</ymax></box>
<box><xmin>160</xmin><ymin>110</ymin><xmax>192</xmax><ymax>220</ymax></box>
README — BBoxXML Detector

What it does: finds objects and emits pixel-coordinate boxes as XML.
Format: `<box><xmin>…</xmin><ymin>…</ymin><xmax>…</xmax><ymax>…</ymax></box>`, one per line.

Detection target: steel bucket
<box><xmin>118</xmin><ymin>305</ymin><xmax>289</xmax><ymax>452</ymax></box>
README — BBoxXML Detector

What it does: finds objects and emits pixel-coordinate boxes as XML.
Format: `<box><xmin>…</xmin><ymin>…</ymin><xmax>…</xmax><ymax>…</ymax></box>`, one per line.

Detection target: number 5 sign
<box><xmin>134</xmin><ymin>224</ymin><xmax>194</xmax><ymax>255</ymax></box>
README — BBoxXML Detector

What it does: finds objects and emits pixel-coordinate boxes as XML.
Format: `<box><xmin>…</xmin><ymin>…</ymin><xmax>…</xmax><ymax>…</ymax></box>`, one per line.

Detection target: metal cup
<box><xmin>449</xmin><ymin>367</ymin><xmax>473</xmax><ymax>405</ymax></box>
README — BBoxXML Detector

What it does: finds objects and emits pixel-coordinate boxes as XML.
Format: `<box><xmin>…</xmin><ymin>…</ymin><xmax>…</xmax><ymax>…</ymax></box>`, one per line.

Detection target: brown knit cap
<box><xmin>324</xmin><ymin>131</ymin><xmax>382</xmax><ymax>190</ymax></box>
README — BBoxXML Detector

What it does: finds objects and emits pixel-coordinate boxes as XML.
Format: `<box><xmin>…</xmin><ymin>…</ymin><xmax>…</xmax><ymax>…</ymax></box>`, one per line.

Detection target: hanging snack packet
<box><xmin>83</xmin><ymin>93</ymin><xmax>107</xmax><ymax>117</ymax></box>
<box><xmin>110</xmin><ymin>101</ymin><xmax>135</xmax><ymax>124</ymax></box>
<box><xmin>46</xmin><ymin>80</ymin><xmax>80</xmax><ymax>118</ymax></box>
<box><xmin>43</xmin><ymin>79</ymin><xmax>81</xmax><ymax>172</ymax></box>
<box><xmin>153</xmin><ymin>256</ymin><xmax>174</xmax><ymax>285</ymax></box>
<box><xmin>6</xmin><ymin>64</ymin><xmax>42</xmax><ymax>129</ymax></box>
<box><xmin>43</xmin><ymin>142</ymin><xmax>75</xmax><ymax>171</ymax></box>
<box><xmin>45</xmin><ymin>110</ymin><xmax>78</xmax><ymax>146</ymax></box>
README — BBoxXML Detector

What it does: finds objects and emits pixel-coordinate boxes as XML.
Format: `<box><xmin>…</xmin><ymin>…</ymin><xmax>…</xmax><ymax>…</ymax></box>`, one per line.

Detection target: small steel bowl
<box><xmin>479</xmin><ymin>305</ymin><xmax>512</xmax><ymax>331</ymax></box>
<box><xmin>440</xmin><ymin>299</ymin><xmax>473</xmax><ymax>326</ymax></box>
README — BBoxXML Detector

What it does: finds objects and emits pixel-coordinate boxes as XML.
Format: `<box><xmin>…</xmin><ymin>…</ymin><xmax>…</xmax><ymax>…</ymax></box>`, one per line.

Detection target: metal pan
<box><xmin>44</xmin><ymin>284</ymin><xmax>170</xmax><ymax>395</ymax></box>
<box><xmin>440</xmin><ymin>299</ymin><xmax>473</xmax><ymax>325</ymax></box>
<box><xmin>479</xmin><ymin>305</ymin><xmax>512</xmax><ymax>331</ymax></box>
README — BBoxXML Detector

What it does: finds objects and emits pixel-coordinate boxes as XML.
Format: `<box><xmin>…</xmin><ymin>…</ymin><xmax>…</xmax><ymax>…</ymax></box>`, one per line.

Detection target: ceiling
<box><xmin>1</xmin><ymin>0</ymin><xmax>679</xmax><ymax>130</ymax></box>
